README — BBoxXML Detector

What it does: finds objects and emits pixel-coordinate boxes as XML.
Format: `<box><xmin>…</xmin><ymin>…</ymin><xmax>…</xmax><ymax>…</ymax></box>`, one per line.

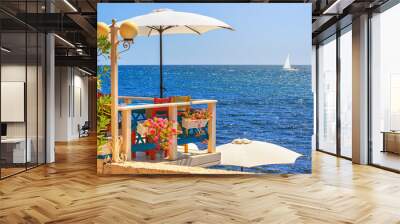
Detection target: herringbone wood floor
<box><xmin>1</xmin><ymin>136</ymin><xmax>400</xmax><ymax>224</ymax></box>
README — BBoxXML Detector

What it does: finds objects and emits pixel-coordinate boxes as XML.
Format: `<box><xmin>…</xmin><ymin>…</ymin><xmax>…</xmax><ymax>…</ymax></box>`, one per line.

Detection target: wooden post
<box><xmin>110</xmin><ymin>20</ymin><xmax>120</xmax><ymax>162</ymax></box>
<box><xmin>122</xmin><ymin>99</ymin><xmax>132</xmax><ymax>161</ymax></box>
<box><xmin>184</xmin><ymin>144</ymin><xmax>189</xmax><ymax>153</ymax></box>
<box><xmin>168</xmin><ymin>105</ymin><xmax>178</xmax><ymax>160</ymax></box>
<box><xmin>208</xmin><ymin>102</ymin><xmax>216</xmax><ymax>153</ymax></box>
<box><xmin>121</xmin><ymin>110</ymin><xmax>131</xmax><ymax>161</ymax></box>
<box><xmin>97</xmin><ymin>159</ymin><xmax>104</xmax><ymax>174</ymax></box>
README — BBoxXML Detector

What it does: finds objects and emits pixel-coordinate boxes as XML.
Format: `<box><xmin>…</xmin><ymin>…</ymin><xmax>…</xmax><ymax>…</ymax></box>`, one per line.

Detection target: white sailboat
<box><xmin>283</xmin><ymin>54</ymin><xmax>297</xmax><ymax>71</ymax></box>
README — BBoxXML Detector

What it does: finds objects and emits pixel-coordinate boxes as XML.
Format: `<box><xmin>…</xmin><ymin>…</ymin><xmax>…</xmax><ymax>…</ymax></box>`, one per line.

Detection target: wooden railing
<box><xmin>118</xmin><ymin>96</ymin><xmax>217</xmax><ymax>161</ymax></box>
<box><xmin>119</xmin><ymin>96</ymin><xmax>154</xmax><ymax>102</ymax></box>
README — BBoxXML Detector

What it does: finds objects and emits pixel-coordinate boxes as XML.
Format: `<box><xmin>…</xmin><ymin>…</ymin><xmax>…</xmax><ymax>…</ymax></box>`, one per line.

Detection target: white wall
<box><xmin>1</xmin><ymin>65</ymin><xmax>26</xmax><ymax>138</ymax></box>
<box><xmin>1</xmin><ymin>65</ymin><xmax>42</xmax><ymax>138</ymax></box>
<box><xmin>54</xmin><ymin>67</ymin><xmax>89</xmax><ymax>141</ymax></box>
<box><xmin>55</xmin><ymin>66</ymin><xmax>70</xmax><ymax>141</ymax></box>
<box><xmin>1</xmin><ymin>63</ymin><xmax>46</xmax><ymax>164</ymax></box>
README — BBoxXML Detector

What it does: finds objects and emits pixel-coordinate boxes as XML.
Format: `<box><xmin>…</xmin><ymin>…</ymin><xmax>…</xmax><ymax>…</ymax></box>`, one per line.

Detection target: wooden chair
<box><xmin>78</xmin><ymin>121</ymin><xmax>90</xmax><ymax>138</ymax></box>
<box><xmin>171</xmin><ymin>96</ymin><xmax>191</xmax><ymax>115</ymax></box>
<box><xmin>151</xmin><ymin>97</ymin><xmax>171</xmax><ymax>118</ymax></box>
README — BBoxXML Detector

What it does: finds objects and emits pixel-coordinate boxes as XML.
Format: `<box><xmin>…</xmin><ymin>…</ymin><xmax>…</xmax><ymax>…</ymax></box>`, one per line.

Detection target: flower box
<box><xmin>136</xmin><ymin>122</ymin><xmax>148</xmax><ymax>136</ymax></box>
<box><xmin>182</xmin><ymin>118</ymin><xmax>208</xmax><ymax>129</ymax></box>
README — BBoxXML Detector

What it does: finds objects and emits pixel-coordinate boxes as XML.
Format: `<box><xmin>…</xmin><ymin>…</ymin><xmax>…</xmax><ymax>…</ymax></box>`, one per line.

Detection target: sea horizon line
<box><xmin>97</xmin><ymin>64</ymin><xmax>312</xmax><ymax>66</ymax></box>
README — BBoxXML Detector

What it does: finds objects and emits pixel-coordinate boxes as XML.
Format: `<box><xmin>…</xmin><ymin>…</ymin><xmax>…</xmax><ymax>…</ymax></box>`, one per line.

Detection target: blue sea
<box><xmin>101</xmin><ymin>65</ymin><xmax>313</xmax><ymax>174</ymax></box>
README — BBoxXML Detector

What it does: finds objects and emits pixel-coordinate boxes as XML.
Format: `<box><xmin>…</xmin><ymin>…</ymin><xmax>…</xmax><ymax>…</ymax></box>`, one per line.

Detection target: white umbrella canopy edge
<box><xmin>216</xmin><ymin>141</ymin><xmax>302</xmax><ymax>168</ymax></box>
<box><xmin>118</xmin><ymin>8</ymin><xmax>234</xmax><ymax>36</ymax></box>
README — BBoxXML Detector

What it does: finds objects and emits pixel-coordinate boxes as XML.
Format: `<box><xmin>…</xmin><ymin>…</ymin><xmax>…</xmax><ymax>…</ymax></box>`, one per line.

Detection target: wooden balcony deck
<box><xmin>99</xmin><ymin>144</ymin><xmax>232</xmax><ymax>175</ymax></box>
<box><xmin>98</xmin><ymin>96</ymin><xmax>220</xmax><ymax>175</ymax></box>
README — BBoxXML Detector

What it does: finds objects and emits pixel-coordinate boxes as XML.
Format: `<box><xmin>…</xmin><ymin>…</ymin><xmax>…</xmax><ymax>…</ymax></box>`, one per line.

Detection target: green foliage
<box><xmin>97</xmin><ymin>94</ymin><xmax>111</xmax><ymax>150</ymax></box>
<box><xmin>97</xmin><ymin>37</ymin><xmax>112</xmax><ymax>152</ymax></box>
<box><xmin>97</xmin><ymin>36</ymin><xmax>112</xmax><ymax>56</ymax></box>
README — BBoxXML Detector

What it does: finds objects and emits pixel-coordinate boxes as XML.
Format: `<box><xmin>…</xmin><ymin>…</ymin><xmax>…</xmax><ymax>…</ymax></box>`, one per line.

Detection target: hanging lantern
<box><xmin>119</xmin><ymin>21</ymin><xmax>139</xmax><ymax>41</ymax></box>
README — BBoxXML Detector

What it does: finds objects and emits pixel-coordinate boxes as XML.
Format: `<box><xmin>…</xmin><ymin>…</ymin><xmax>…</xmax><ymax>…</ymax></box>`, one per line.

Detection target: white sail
<box><xmin>283</xmin><ymin>54</ymin><xmax>297</xmax><ymax>71</ymax></box>
<box><xmin>283</xmin><ymin>54</ymin><xmax>291</xmax><ymax>70</ymax></box>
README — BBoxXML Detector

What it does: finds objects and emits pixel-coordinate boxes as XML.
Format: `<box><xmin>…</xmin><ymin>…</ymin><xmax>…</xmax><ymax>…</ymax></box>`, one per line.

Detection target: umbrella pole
<box><xmin>159</xmin><ymin>31</ymin><xmax>163</xmax><ymax>98</ymax></box>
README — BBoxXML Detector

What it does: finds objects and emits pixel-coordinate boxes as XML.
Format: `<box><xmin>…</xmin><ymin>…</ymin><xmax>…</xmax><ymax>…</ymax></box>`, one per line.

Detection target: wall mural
<box><xmin>97</xmin><ymin>3</ymin><xmax>313</xmax><ymax>175</ymax></box>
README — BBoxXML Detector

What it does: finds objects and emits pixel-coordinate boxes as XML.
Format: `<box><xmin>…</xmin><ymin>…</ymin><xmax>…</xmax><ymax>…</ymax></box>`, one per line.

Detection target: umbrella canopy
<box><xmin>118</xmin><ymin>9</ymin><xmax>233</xmax><ymax>97</ymax></box>
<box><xmin>216</xmin><ymin>140</ymin><xmax>302</xmax><ymax>168</ymax></box>
<box><xmin>120</xmin><ymin>8</ymin><xmax>233</xmax><ymax>36</ymax></box>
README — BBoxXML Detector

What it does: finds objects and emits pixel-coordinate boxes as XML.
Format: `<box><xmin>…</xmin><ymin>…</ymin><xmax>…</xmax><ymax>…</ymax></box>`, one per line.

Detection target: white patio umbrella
<box><xmin>118</xmin><ymin>8</ymin><xmax>233</xmax><ymax>97</ymax></box>
<box><xmin>216</xmin><ymin>140</ymin><xmax>302</xmax><ymax>171</ymax></box>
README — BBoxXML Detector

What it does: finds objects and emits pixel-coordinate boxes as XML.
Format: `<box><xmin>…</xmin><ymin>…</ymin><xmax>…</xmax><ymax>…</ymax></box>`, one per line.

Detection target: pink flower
<box><xmin>139</xmin><ymin>117</ymin><xmax>179</xmax><ymax>150</ymax></box>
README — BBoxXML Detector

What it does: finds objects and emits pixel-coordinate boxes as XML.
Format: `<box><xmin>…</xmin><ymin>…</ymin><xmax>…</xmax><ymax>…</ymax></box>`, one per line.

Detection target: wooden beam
<box><xmin>118</xmin><ymin>99</ymin><xmax>218</xmax><ymax>111</ymax></box>
<box><xmin>122</xmin><ymin>98</ymin><xmax>132</xmax><ymax>160</ymax></box>
<box><xmin>121</xmin><ymin>110</ymin><xmax>131</xmax><ymax>161</ymax></box>
<box><xmin>97</xmin><ymin>159</ymin><xmax>104</xmax><ymax>174</ymax></box>
<box><xmin>208</xmin><ymin>102</ymin><xmax>216</xmax><ymax>153</ymax></box>
<box><xmin>110</xmin><ymin>20</ymin><xmax>120</xmax><ymax>163</ymax></box>
<box><xmin>168</xmin><ymin>106</ymin><xmax>178</xmax><ymax>160</ymax></box>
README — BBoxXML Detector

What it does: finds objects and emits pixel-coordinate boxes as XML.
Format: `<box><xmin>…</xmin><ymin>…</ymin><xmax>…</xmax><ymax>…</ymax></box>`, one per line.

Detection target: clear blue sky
<box><xmin>98</xmin><ymin>3</ymin><xmax>311</xmax><ymax>65</ymax></box>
